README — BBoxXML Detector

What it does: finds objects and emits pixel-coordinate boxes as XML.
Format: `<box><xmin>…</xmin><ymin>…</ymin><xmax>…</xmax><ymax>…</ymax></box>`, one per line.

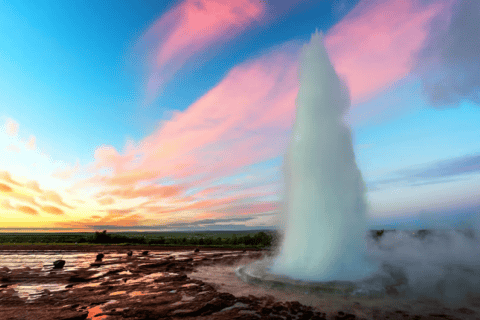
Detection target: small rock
<box><xmin>194</xmin><ymin>248</ymin><xmax>200</xmax><ymax>253</ymax></box>
<box><xmin>127</xmin><ymin>251</ymin><xmax>133</xmax><ymax>256</ymax></box>
<box><xmin>142</xmin><ymin>251</ymin><xmax>149</xmax><ymax>255</ymax></box>
<box><xmin>53</xmin><ymin>259</ymin><xmax>66</xmax><ymax>269</ymax></box>
<box><xmin>95</xmin><ymin>253</ymin><xmax>104</xmax><ymax>261</ymax></box>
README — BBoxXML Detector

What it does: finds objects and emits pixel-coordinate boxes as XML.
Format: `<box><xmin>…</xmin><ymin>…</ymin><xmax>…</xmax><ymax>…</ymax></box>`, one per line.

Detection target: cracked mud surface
<box><xmin>1</xmin><ymin>246</ymin><xmax>479</xmax><ymax>320</ymax></box>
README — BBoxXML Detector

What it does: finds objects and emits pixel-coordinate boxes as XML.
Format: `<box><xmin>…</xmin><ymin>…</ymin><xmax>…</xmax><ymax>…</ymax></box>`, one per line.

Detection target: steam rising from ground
<box><xmin>261</xmin><ymin>30</ymin><xmax>480</xmax><ymax>308</ymax></box>
<box><xmin>367</xmin><ymin>229</ymin><xmax>480</xmax><ymax>307</ymax></box>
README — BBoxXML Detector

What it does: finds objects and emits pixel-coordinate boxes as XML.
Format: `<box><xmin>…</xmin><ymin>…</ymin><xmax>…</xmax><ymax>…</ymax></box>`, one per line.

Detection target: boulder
<box><xmin>127</xmin><ymin>251</ymin><xmax>133</xmax><ymax>257</ymax></box>
<box><xmin>53</xmin><ymin>260</ymin><xmax>65</xmax><ymax>269</ymax></box>
<box><xmin>194</xmin><ymin>248</ymin><xmax>200</xmax><ymax>253</ymax></box>
<box><xmin>95</xmin><ymin>253</ymin><xmax>104</xmax><ymax>261</ymax></box>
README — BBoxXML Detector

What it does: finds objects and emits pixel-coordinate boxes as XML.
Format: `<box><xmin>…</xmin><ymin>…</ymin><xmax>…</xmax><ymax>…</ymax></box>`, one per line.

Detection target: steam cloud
<box><xmin>415</xmin><ymin>0</ymin><xmax>480</xmax><ymax>107</ymax></box>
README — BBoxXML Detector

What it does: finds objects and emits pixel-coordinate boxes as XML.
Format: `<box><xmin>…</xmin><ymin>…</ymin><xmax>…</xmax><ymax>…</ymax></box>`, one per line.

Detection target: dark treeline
<box><xmin>0</xmin><ymin>230</ymin><xmax>274</xmax><ymax>248</ymax></box>
<box><xmin>2</xmin><ymin>229</ymin><xmax>450</xmax><ymax>247</ymax></box>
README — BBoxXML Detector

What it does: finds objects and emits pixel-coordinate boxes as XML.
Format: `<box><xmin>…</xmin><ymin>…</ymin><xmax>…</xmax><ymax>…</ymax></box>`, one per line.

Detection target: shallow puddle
<box><xmin>8</xmin><ymin>283</ymin><xmax>68</xmax><ymax>301</ymax></box>
<box><xmin>1</xmin><ymin>249</ymin><xmax>245</xmax><ymax>301</ymax></box>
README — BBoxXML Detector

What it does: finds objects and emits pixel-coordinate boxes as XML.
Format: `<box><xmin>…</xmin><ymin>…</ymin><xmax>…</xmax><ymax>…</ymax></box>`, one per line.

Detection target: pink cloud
<box><xmin>138</xmin><ymin>0</ymin><xmax>266</xmax><ymax>104</ymax></box>
<box><xmin>71</xmin><ymin>0</ymin><xmax>451</xmax><ymax>225</ymax></box>
<box><xmin>325</xmin><ymin>0</ymin><xmax>447</xmax><ymax>103</ymax></box>
<box><xmin>82</xmin><ymin>0</ymin><xmax>448</xmax><ymax>192</ymax></box>
<box><xmin>86</xmin><ymin>46</ymin><xmax>300</xmax><ymax>190</ymax></box>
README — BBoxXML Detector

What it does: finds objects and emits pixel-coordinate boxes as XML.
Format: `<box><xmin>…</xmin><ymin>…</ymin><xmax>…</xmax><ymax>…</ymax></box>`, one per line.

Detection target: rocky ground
<box><xmin>0</xmin><ymin>246</ymin><xmax>479</xmax><ymax>320</ymax></box>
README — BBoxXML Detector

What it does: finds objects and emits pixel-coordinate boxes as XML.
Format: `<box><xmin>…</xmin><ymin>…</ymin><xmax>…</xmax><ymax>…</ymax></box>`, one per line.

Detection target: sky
<box><xmin>0</xmin><ymin>0</ymin><xmax>479</xmax><ymax>232</ymax></box>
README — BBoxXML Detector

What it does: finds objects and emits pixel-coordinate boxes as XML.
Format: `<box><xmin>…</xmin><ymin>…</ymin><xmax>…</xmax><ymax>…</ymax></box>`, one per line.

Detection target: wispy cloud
<box><xmin>1</xmin><ymin>199</ymin><xmax>14</xmax><ymax>210</ymax></box>
<box><xmin>17</xmin><ymin>205</ymin><xmax>39</xmax><ymax>216</ymax></box>
<box><xmin>96</xmin><ymin>184</ymin><xmax>184</xmax><ymax>200</ymax></box>
<box><xmin>42</xmin><ymin>206</ymin><xmax>65</xmax><ymax>215</ymax></box>
<box><xmin>325</xmin><ymin>0</ymin><xmax>447</xmax><ymax>104</ymax></box>
<box><xmin>97</xmin><ymin>197</ymin><xmax>115</xmax><ymax>206</ymax></box>
<box><xmin>0</xmin><ymin>171</ymin><xmax>21</xmax><ymax>186</ymax></box>
<box><xmin>51</xmin><ymin>159</ymin><xmax>80</xmax><ymax>180</ymax></box>
<box><xmin>368</xmin><ymin>152</ymin><xmax>480</xmax><ymax>190</ymax></box>
<box><xmin>25</xmin><ymin>180</ymin><xmax>43</xmax><ymax>193</ymax></box>
<box><xmin>54</xmin><ymin>211</ymin><xmax>144</xmax><ymax>230</ymax></box>
<box><xmin>0</xmin><ymin>183</ymin><xmax>13</xmax><ymax>192</ymax></box>
<box><xmin>39</xmin><ymin>190</ymin><xmax>74</xmax><ymax>209</ymax></box>
<box><xmin>136</xmin><ymin>0</ymin><xmax>267</xmax><ymax>105</ymax></box>
<box><xmin>78</xmin><ymin>46</ymin><xmax>299</xmax><ymax>195</ymax></box>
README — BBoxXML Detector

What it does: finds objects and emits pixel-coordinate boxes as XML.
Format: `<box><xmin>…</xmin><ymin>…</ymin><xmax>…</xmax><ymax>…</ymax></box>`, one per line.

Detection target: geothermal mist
<box><xmin>270</xmin><ymin>31</ymin><xmax>378</xmax><ymax>281</ymax></box>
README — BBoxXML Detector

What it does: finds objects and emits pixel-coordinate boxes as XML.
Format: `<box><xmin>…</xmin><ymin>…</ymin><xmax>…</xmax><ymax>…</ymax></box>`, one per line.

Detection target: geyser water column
<box><xmin>270</xmin><ymin>30</ymin><xmax>378</xmax><ymax>282</ymax></box>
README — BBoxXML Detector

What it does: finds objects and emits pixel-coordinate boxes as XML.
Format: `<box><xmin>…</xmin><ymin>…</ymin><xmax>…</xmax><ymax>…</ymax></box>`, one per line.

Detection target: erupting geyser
<box><xmin>269</xmin><ymin>30</ymin><xmax>378</xmax><ymax>282</ymax></box>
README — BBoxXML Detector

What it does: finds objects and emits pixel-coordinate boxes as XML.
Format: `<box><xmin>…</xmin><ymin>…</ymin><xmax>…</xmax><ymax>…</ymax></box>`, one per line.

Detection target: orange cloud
<box><xmin>39</xmin><ymin>190</ymin><xmax>74</xmax><ymax>209</ymax></box>
<box><xmin>25</xmin><ymin>180</ymin><xmax>43</xmax><ymax>193</ymax></box>
<box><xmin>100</xmin><ymin>184</ymin><xmax>184</xmax><ymax>200</ymax></box>
<box><xmin>141</xmin><ymin>194</ymin><xmax>249</xmax><ymax>217</ymax></box>
<box><xmin>0</xmin><ymin>183</ymin><xmax>12</xmax><ymax>192</ymax></box>
<box><xmin>17</xmin><ymin>205</ymin><xmax>39</xmax><ymax>216</ymax></box>
<box><xmin>138</xmin><ymin>0</ymin><xmax>266</xmax><ymax>104</ymax></box>
<box><xmin>325</xmin><ymin>0</ymin><xmax>446</xmax><ymax>103</ymax></box>
<box><xmin>193</xmin><ymin>187</ymin><xmax>223</xmax><ymax>199</ymax></box>
<box><xmin>0</xmin><ymin>171</ymin><xmax>20</xmax><ymax>186</ymax></box>
<box><xmin>53</xmin><ymin>213</ymin><xmax>143</xmax><ymax>230</ymax></box>
<box><xmin>7</xmin><ymin>192</ymin><xmax>41</xmax><ymax>208</ymax></box>
<box><xmin>25</xmin><ymin>135</ymin><xmax>36</xmax><ymax>150</ymax></box>
<box><xmin>1</xmin><ymin>199</ymin><xmax>14</xmax><ymax>210</ymax></box>
<box><xmin>97</xmin><ymin>197</ymin><xmax>115</xmax><ymax>206</ymax></box>
<box><xmin>103</xmin><ymin>209</ymin><xmax>134</xmax><ymax>216</ymax></box>
<box><xmin>5</xmin><ymin>118</ymin><xmax>18</xmax><ymax>136</ymax></box>
<box><xmin>51</xmin><ymin>159</ymin><xmax>80</xmax><ymax>180</ymax></box>
<box><xmin>42</xmin><ymin>206</ymin><xmax>65</xmax><ymax>215</ymax></box>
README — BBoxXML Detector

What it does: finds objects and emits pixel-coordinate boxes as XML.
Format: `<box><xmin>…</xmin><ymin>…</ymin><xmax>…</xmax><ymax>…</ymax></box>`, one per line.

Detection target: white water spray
<box><xmin>270</xmin><ymin>31</ymin><xmax>378</xmax><ymax>281</ymax></box>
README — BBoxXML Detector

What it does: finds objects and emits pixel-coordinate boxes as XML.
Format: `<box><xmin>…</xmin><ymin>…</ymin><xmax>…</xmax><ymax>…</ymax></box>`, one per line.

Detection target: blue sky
<box><xmin>0</xmin><ymin>0</ymin><xmax>479</xmax><ymax>232</ymax></box>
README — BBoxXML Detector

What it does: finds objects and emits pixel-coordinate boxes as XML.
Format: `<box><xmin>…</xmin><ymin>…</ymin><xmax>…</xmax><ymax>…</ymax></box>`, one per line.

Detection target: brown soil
<box><xmin>0</xmin><ymin>246</ymin><xmax>478</xmax><ymax>320</ymax></box>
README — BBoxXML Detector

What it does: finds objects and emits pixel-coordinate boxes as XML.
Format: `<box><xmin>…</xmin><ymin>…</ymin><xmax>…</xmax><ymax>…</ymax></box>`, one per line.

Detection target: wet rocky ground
<box><xmin>0</xmin><ymin>245</ymin><xmax>479</xmax><ymax>320</ymax></box>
